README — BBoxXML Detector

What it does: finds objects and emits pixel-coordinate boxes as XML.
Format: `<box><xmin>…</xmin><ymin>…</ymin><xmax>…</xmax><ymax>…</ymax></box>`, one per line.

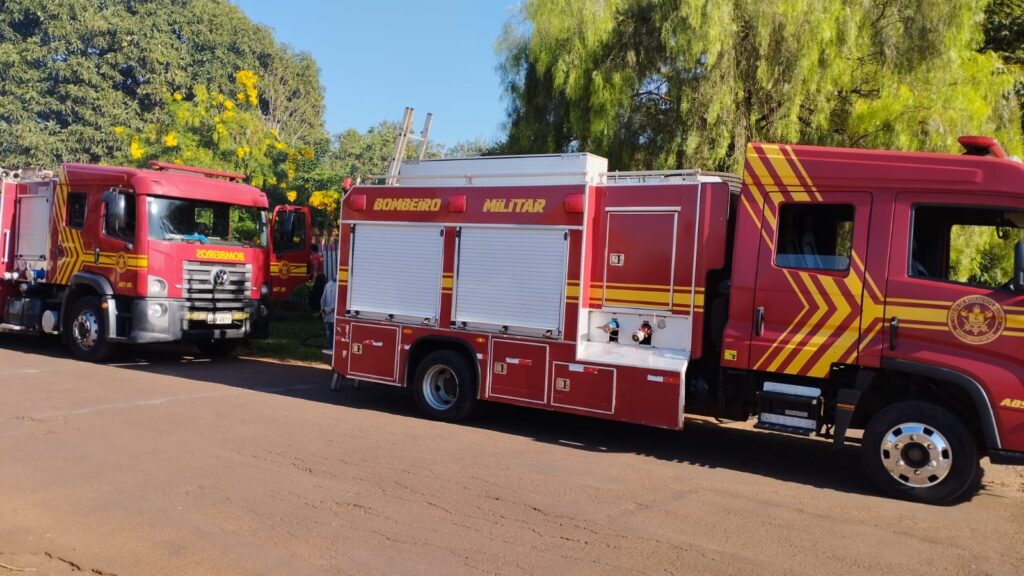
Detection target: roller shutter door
<box><xmin>455</xmin><ymin>227</ymin><xmax>567</xmax><ymax>334</ymax></box>
<box><xmin>349</xmin><ymin>224</ymin><xmax>443</xmax><ymax>322</ymax></box>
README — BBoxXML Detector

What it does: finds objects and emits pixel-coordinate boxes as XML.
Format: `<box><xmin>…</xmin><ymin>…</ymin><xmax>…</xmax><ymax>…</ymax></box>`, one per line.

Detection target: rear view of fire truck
<box><xmin>331</xmin><ymin>136</ymin><xmax>1024</xmax><ymax>504</ymax></box>
<box><xmin>0</xmin><ymin>162</ymin><xmax>310</xmax><ymax>361</ymax></box>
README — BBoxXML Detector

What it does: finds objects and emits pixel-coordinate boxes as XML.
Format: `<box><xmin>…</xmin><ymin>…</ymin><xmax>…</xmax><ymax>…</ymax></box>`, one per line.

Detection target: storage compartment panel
<box><xmin>347</xmin><ymin>323</ymin><xmax>401</xmax><ymax>382</ymax></box>
<box><xmin>488</xmin><ymin>339</ymin><xmax>549</xmax><ymax>404</ymax></box>
<box><xmin>551</xmin><ymin>362</ymin><xmax>615</xmax><ymax>414</ymax></box>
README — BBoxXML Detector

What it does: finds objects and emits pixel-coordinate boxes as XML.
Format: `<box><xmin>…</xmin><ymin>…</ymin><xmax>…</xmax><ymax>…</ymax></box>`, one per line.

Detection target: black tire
<box><xmin>411</xmin><ymin>350</ymin><xmax>478</xmax><ymax>422</ymax></box>
<box><xmin>861</xmin><ymin>401</ymin><xmax>979</xmax><ymax>504</ymax></box>
<box><xmin>196</xmin><ymin>340</ymin><xmax>239</xmax><ymax>357</ymax></box>
<box><xmin>67</xmin><ymin>296</ymin><xmax>115</xmax><ymax>362</ymax></box>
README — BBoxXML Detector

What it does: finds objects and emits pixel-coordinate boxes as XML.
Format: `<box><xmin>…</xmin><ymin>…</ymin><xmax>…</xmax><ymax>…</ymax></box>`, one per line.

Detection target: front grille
<box><xmin>182</xmin><ymin>261</ymin><xmax>252</xmax><ymax>317</ymax></box>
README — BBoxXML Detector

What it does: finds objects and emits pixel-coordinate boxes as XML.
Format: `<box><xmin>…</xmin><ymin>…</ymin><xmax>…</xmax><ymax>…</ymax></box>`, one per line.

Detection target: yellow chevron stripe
<box><xmin>785</xmin><ymin>274</ymin><xmax>848</xmax><ymax>375</ymax></box>
<box><xmin>806</xmin><ymin>272</ymin><xmax>863</xmax><ymax>377</ymax></box>
<box><xmin>761</xmin><ymin>144</ymin><xmax>811</xmax><ymax>202</ymax></box>
<box><xmin>783</xmin><ymin>145</ymin><xmax>823</xmax><ymax>201</ymax></box>
<box><xmin>744</xmin><ymin>153</ymin><xmax>778</xmax><ymax>233</ymax></box>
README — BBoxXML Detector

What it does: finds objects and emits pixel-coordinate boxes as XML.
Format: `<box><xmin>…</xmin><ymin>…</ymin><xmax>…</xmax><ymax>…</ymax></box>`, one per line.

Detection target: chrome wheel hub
<box><xmin>880</xmin><ymin>422</ymin><xmax>952</xmax><ymax>488</ymax></box>
<box><xmin>72</xmin><ymin>310</ymin><xmax>99</xmax><ymax>350</ymax></box>
<box><xmin>423</xmin><ymin>365</ymin><xmax>459</xmax><ymax>411</ymax></box>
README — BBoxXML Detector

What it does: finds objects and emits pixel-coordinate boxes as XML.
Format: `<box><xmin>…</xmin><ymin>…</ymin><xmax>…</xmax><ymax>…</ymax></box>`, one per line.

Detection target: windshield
<box><xmin>147</xmin><ymin>197</ymin><xmax>267</xmax><ymax>247</ymax></box>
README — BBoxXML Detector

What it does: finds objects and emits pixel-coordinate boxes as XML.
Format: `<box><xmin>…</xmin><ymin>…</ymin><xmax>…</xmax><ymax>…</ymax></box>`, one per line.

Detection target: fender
<box><xmin>881</xmin><ymin>358</ymin><xmax>1001</xmax><ymax>450</ymax></box>
<box><xmin>405</xmin><ymin>335</ymin><xmax>482</xmax><ymax>391</ymax></box>
<box><xmin>60</xmin><ymin>272</ymin><xmax>116</xmax><ymax>333</ymax></box>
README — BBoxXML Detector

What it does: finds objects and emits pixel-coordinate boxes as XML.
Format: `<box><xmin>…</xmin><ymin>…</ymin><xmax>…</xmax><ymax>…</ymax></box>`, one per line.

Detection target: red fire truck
<box><xmin>0</xmin><ymin>161</ymin><xmax>311</xmax><ymax>361</ymax></box>
<box><xmin>329</xmin><ymin>137</ymin><xmax>1024</xmax><ymax>503</ymax></box>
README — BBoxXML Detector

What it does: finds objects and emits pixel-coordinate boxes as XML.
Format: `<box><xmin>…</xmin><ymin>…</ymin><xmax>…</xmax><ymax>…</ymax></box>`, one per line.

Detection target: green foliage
<box><xmin>113</xmin><ymin>71</ymin><xmax>314</xmax><ymax>210</ymax></box>
<box><xmin>949</xmin><ymin>225</ymin><xmax>1024</xmax><ymax>287</ymax></box>
<box><xmin>0</xmin><ymin>0</ymin><xmax>325</xmax><ymax>167</ymax></box>
<box><xmin>499</xmin><ymin>0</ymin><xmax>1024</xmax><ymax>171</ymax></box>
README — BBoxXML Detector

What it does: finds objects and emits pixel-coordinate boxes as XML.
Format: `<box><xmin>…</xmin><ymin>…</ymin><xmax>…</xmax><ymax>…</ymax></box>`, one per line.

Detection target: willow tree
<box><xmin>499</xmin><ymin>0</ymin><xmax>1023</xmax><ymax>171</ymax></box>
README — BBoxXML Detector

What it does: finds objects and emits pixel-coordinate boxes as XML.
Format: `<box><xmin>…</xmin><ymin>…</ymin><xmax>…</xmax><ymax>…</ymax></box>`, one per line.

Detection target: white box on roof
<box><xmin>396</xmin><ymin>153</ymin><xmax>607</xmax><ymax>186</ymax></box>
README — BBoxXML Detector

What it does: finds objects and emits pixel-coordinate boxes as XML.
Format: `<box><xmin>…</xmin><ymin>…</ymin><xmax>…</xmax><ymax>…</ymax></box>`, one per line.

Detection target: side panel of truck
<box><xmin>882</xmin><ymin>192</ymin><xmax>1024</xmax><ymax>453</ymax></box>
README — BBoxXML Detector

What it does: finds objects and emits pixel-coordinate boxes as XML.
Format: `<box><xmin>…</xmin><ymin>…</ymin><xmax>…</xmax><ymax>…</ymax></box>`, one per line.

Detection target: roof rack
<box><xmin>147</xmin><ymin>161</ymin><xmax>245</xmax><ymax>182</ymax></box>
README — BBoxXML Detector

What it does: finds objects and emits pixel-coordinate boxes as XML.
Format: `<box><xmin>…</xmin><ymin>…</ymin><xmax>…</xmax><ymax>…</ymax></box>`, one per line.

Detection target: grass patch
<box><xmin>241</xmin><ymin>286</ymin><xmax>330</xmax><ymax>363</ymax></box>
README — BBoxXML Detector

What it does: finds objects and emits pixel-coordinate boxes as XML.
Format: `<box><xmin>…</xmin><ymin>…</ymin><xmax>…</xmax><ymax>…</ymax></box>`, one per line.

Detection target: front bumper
<box><xmin>125</xmin><ymin>298</ymin><xmax>270</xmax><ymax>344</ymax></box>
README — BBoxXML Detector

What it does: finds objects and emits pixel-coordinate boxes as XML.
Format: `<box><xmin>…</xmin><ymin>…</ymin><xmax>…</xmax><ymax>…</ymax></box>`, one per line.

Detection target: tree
<box><xmin>0</xmin><ymin>0</ymin><xmax>325</xmax><ymax>168</ymax></box>
<box><xmin>114</xmin><ymin>70</ymin><xmax>320</xmax><ymax>212</ymax></box>
<box><xmin>499</xmin><ymin>0</ymin><xmax>1023</xmax><ymax>171</ymax></box>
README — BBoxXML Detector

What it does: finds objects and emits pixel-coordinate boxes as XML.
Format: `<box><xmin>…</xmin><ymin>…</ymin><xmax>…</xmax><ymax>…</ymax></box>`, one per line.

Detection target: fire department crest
<box><xmin>277</xmin><ymin>260</ymin><xmax>291</xmax><ymax>279</ymax></box>
<box><xmin>115</xmin><ymin>252</ymin><xmax>128</xmax><ymax>274</ymax></box>
<box><xmin>948</xmin><ymin>295</ymin><xmax>1005</xmax><ymax>344</ymax></box>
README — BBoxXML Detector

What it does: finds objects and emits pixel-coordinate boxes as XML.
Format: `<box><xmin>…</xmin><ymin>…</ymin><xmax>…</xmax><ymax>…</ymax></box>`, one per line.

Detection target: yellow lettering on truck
<box><xmin>373</xmin><ymin>197</ymin><xmax>441</xmax><ymax>211</ymax></box>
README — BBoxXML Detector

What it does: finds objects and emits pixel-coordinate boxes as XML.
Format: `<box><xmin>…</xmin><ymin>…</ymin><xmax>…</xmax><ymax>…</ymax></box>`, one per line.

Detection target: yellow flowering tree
<box><xmin>114</xmin><ymin>70</ymin><xmax>317</xmax><ymax>208</ymax></box>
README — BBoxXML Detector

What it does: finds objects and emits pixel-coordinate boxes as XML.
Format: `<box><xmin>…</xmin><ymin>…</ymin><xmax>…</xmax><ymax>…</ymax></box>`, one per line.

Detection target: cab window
<box><xmin>774</xmin><ymin>203</ymin><xmax>854</xmax><ymax>271</ymax></box>
<box><xmin>911</xmin><ymin>205</ymin><xmax>1024</xmax><ymax>290</ymax></box>
<box><xmin>66</xmin><ymin>192</ymin><xmax>87</xmax><ymax>229</ymax></box>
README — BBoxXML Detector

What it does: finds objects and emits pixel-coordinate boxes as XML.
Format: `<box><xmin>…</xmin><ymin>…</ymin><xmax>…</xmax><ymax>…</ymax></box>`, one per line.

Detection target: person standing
<box><xmin>320</xmin><ymin>279</ymin><xmax>337</xmax><ymax>353</ymax></box>
<box><xmin>308</xmin><ymin>244</ymin><xmax>326</xmax><ymax>312</ymax></box>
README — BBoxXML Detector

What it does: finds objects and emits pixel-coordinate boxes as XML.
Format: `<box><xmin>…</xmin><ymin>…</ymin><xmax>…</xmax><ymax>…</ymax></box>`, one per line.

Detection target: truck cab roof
<box><xmin>61</xmin><ymin>163</ymin><xmax>269</xmax><ymax>208</ymax></box>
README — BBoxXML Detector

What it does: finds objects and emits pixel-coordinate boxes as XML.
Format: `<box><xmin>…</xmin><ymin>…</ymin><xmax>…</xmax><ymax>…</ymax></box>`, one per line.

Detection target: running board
<box><xmin>754</xmin><ymin>421</ymin><xmax>815</xmax><ymax>437</ymax></box>
<box><xmin>755</xmin><ymin>381</ymin><xmax>822</xmax><ymax>436</ymax></box>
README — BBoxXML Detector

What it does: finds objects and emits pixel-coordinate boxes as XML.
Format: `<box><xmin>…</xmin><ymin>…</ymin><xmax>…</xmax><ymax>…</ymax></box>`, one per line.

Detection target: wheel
<box><xmin>411</xmin><ymin>350</ymin><xmax>478</xmax><ymax>422</ymax></box>
<box><xmin>195</xmin><ymin>340</ymin><xmax>239</xmax><ymax>357</ymax></box>
<box><xmin>861</xmin><ymin>401</ymin><xmax>979</xmax><ymax>504</ymax></box>
<box><xmin>67</xmin><ymin>296</ymin><xmax>115</xmax><ymax>362</ymax></box>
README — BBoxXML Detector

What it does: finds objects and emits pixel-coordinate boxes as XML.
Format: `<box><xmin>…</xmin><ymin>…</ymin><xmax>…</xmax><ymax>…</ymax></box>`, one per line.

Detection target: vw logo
<box><xmin>210</xmin><ymin>268</ymin><xmax>231</xmax><ymax>289</ymax></box>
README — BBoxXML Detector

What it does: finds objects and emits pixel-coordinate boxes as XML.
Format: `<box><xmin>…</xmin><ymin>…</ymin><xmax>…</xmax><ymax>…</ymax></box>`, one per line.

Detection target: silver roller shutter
<box><xmin>455</xmin><ymin>227</ymin><xmax>568</xmax><ymax>334</ymax></box>
<box><xmin>349</xmin><ymin>224</ymin><xmax>443</xmax><ymax>322</ymax></box>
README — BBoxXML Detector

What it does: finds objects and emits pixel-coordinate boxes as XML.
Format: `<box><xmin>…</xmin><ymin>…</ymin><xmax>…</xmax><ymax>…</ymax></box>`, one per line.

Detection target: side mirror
<box><xmin>1014</xmin><ymin>240</ymin><xmax>1024</xmax><ymax>290</ymax></box>
<box><xmin>102</xmin><ymin>189</ymin><xmax>127</xmax><ymax>233</ymax></box>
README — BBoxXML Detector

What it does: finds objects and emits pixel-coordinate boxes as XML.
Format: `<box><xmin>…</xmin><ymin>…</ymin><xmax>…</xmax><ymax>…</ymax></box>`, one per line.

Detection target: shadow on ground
<box><xmin>3</xmin><ymin>334</ymin><xmax>990</xmax><ymax>502</ymax></box>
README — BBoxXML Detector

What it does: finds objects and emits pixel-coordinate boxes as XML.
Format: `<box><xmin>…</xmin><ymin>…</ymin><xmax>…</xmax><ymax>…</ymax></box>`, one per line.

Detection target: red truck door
<box><xmin>94</xmin><ymin>188</ymin><xmax>141</xmax><ymax>293</ymax></box>
<box><xmin>882</xmin><ymin>194</ymin><xmax>1024</xmax><ymax>449</ymax></box>
<box><xmin>748</xmin><ymin>192</ymin><xmax>873</xmax><ymax>378</ymax></box>
<box><xmin>269</xmin><ymin>205</ymin><xmax>311</xmax><ymax>299</ymax></box>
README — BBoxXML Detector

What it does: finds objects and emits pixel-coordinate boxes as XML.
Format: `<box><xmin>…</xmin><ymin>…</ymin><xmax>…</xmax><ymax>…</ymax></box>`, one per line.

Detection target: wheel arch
<box><xmin>861</xmin><ymin>359</ymin><xmax>1001</xmax><ymax>451</ymax></box>
<box><xmin>405</xmin><ymin>335</ymin><xmax>481</xmax><ymax>395</ymax></box>
<box><xmin>60</xmin><ymin>273</ymin><xmax>112</xmax><ymax>338</ymax></box>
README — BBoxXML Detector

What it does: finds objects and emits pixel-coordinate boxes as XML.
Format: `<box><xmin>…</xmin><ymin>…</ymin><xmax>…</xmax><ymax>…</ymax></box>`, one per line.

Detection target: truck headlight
<box><xmin>260</xmin><ymin>283</ymin><xmax>270</xmax><ymax>298</ymax></box>
<box><xmin>148</xmin><ymin>303</ymin><xmax>168</xmax><ymax>318</ymax></box>
<box><xmin>148</xmin><ymin>276</ymin><xmax>168</xmax><ymax>297</ymax></box>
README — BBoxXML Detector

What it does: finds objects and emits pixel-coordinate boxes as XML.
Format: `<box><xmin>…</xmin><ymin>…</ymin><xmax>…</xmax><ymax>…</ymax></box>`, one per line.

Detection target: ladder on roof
<box><xmin>384</xmin><ymin>107</ymin><xmax>433</xmax><ymax>185</ymax></box>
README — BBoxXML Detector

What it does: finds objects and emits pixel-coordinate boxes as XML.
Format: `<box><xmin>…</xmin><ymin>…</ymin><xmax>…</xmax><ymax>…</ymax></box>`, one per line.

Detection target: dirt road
<box><xmin>0</xmin><ymin>336</ymin><xmax>1021</xmax><ymax>575</ymax></box>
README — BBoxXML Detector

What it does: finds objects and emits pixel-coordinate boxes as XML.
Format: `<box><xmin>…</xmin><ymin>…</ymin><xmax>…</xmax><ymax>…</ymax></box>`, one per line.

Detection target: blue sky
<box><xmin>232</xmin><ymin>0</ymin><xmax>518</xmax><ymax>146</ymax></box>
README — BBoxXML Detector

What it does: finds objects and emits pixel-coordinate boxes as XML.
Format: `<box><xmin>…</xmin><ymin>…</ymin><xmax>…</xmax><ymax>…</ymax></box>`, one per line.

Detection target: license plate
<box><xmin>208</xmin><ymin>312</ymin><xmax>233</xmax><ymax>325</ymax></box>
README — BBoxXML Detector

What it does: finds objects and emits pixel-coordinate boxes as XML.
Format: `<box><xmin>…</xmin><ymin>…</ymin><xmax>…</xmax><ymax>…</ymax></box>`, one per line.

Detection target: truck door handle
<box><xmin>93</xmin><ymin>248</ymin><xmax>100</xmax><ymax>264</ymax></box>
<box><xmin>754</xmin><ymin>306</ymin><xmax>765</xmax><ymax>337</ymax></box>
<box><xmin>889</xmin><ymin>317</ymin><xmax>899</xmax><ymax>351</ymax></box>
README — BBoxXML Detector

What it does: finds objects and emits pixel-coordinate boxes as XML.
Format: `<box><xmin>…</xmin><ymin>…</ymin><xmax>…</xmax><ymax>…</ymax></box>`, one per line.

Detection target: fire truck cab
<box><xmin>0</xmin><ymin>162</ymin><xmax>311</xmax><ymax>361</ymax></box>
<box><xmin>330</xmin><ymin>140</ymin><xmax>1024</xmax><ymax>503</ymax></box>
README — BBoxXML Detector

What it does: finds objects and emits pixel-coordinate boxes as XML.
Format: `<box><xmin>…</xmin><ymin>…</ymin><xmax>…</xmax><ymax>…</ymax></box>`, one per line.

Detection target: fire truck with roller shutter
<box><xmin>0</xmin><ymin>161</ymin><xmax>310</xmax><ymax>361</ymax></box>
<box><xmin>329</xmin><ymin>137</ymin><xmax>1024</xmax><ymax>503</ymax></box>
